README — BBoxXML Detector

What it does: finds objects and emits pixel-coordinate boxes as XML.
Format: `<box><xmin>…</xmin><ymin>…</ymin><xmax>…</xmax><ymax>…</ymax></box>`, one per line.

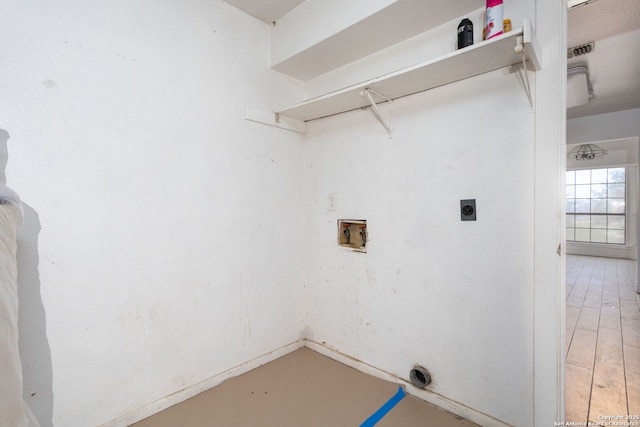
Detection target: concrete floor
<box><xmin>131</xmin><ymin>347</ymin><xmax>478</xmax><ymax>427</ymax></box>
<box><xmin>565</xmin><ymin>255</ymin><xmax>640</xmax><ymax>423</ymax></box>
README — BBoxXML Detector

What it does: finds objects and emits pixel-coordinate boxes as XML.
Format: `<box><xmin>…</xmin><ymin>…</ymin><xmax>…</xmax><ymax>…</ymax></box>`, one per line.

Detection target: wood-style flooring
<box><xmin>565</xmin><ymin>255</ymin><xmax>640</xmax><ymax>423</ymax></box>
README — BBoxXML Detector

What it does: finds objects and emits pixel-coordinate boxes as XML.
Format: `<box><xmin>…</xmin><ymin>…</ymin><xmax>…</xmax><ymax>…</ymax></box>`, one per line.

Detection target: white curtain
<box><xmin>0</xmin><ymin>186</ymin><xmax>39</xmax><ymax>427</ymax></box>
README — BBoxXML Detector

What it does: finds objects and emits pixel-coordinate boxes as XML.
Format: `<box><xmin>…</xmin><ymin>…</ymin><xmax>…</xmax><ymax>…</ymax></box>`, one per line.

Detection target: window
<box><xmin>566</xmin><ymin>167</ymin><xmax>626</xmax><ymax>245</ymax></box>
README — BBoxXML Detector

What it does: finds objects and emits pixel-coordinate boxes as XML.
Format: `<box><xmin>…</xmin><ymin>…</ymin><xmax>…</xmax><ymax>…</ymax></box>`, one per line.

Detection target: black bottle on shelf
<box><xmin>457</xmin><ymin>18</ymin><xmax>474</xmax><ymax>50</ymax></box>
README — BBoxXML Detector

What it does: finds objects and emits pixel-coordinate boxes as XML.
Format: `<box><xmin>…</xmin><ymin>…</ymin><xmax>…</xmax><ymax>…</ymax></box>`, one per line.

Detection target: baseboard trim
<box><xmin>566</xmin><ymin>242</ymin><xmax>637</xmax><ymax>260</ymax></box>
<box><xmin>101</xmin><ymin>340</ymin><xmax>305</xmax><ymax>427</ymax></box>
<box><xmin>303</xmin><ymin>340</ymin><xmax>513</xmax><ymax>427</ymax></box>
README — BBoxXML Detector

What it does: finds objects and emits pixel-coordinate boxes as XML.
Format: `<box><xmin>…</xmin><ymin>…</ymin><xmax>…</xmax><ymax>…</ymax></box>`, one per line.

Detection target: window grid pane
<box><xmin>576</xmin><ymin>170</ymin><xmax>591</xmax><ymax>184</ymax></box>
<box><xmin>565</xmin><ymin>167</ymin><xmax>626</xmax><ymax>245</ymax></box>
<box><xmin>591</xmin><ymin>169</ymin><xmax>607</xmax><ymax>183</ymax></box>
<box><xmin>591</xmin><ymin>199</ymin><xmax>606</xmax><ymax>213</ymax></box>
<box><xmin>591</xmin><ymin>229</ymin><xmax>607</xmax><ymax>243</ymax></box>
<box><xmin>608</xmin><ymin>168</ymin><xmax>625</xmax><ymax>183</ymax></box>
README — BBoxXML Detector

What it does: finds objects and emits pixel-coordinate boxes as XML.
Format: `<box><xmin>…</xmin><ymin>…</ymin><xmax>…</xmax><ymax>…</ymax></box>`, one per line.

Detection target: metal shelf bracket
<box><xmin>361</xmin><ymin>88</ymin><xmax>392</xmax><ymax>137</ymax></box>
<box><xmin>514</xmin><ymin>19</ymin><xmax>541</xmax><ymax>108</ymax></box>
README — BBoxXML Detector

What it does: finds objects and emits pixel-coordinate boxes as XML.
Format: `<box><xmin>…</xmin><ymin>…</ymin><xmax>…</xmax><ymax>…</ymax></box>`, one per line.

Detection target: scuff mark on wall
<box><xmin>41</xmin><ymin>79</ymin><xmax>58</xmax><ymax>89</ymax></box>
<box><xmin>240</xmin><ymin>275</ymin><xmax>252</xmax><ymax>346</ymax></box>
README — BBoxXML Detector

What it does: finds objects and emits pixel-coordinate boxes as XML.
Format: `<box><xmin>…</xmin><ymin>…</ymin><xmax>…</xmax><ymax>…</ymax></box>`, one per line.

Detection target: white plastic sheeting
<box><xmin>0</xmin><ymin>184</ymin><xmax>39</xmax><ymax>427</ymax></box>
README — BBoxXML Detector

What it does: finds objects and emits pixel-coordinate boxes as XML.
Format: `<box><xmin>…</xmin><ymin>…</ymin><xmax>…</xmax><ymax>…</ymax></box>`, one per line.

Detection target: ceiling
<box><xmin>223</xmin><ymin>0</ymin><xmax>640</xmax><ymax>119</ymax></box>
<box><xmin>567</xmin><ymin>0</ymin><xmax>640</xmax><ymax>118</ymax></box>
<box><xmin>222</xmin><ymin>0</ymin><xmax>304</xmax><ymax>24</ymax></box>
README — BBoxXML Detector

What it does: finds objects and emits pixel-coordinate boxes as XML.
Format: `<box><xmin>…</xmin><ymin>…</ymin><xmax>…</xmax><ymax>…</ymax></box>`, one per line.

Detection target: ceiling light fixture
<box><xmin>567</xmin><ymin>143</ymin><xmax>607</xmax><ymax>160</ymax></box>
<box><xmin>567</xmin><ymin>66</ymin><xmax>594</xmax><ymax>108</ymax></box>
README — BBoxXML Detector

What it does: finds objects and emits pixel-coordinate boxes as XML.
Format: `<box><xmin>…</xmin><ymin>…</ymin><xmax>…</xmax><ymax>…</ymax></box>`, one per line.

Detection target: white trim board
<box><xmin>566</xmin><ymin>242</ymin><xmax>637</xmax><ymax>260</ymax></box>
<box><xmin>276</xmin><ymin>21</ymin><xmax>540</xmax><ymax>122</ymax></box>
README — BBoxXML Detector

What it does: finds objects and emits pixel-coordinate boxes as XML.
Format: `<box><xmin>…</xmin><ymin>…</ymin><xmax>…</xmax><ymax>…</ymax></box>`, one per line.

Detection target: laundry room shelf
<box><xmin>275</xmin><ymin>20</ymin><xmax>540</xmax><ymax>123</ymax></box>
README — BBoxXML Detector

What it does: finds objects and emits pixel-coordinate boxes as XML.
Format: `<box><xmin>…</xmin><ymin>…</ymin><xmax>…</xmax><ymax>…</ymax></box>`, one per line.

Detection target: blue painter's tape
<box><xmin>359</xmin><ymin>386</ymin><xmax>406</xmax><ymax>427</ymax></box>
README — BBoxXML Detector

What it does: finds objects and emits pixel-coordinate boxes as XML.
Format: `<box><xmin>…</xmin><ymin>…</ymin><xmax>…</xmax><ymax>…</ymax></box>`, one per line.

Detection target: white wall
<box><xmin>567</xmin><ymin>108</ymin><xmax>640</xmax><ymax>145</ymax></box>
<box><xmin>0</xmin><ymin>0</ymin><xmax>566</xmax><ymax>426</ymax></box>
<box><xmin>533</xmin><ymin>0</ymin><xmax>566</xmax><ymax>423</ymax></box>
<box><xmin>300</xmin><ymin>0</ymin><xmax>565</xmax><ymax>425</ymax></box>
<box><xmin>303</xmin><ymin>71</ymin><xmax>536</xmax><ymax>426</ymax></box>
<box><xmin>1</xmin><ymin>1</ymin><xmax>306</xmax><ymax>426</ymax></box>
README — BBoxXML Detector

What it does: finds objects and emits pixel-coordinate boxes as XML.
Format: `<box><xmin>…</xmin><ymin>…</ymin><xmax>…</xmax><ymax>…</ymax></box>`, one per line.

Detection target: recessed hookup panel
<box><xmin>460</xmin><ymin>199</ymin><xmax>476</xmax><ymax>221</ymax></box>
<box><xmin>338</xmin><ymin>219</ymin><xmax>367</xmax><ymax>252</ymax></box>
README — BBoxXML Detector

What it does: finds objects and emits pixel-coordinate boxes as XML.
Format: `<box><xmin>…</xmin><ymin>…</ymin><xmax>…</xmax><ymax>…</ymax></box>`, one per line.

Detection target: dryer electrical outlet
<box><xmin>338</xmin><ymin>219</ymin><xmax>367</xmax><ymax>252</ymax></box>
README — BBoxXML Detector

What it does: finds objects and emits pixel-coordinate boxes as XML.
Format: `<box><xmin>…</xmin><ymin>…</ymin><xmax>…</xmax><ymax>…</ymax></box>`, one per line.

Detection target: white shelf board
<box><xmin>271</xmin><ymin>0</ymin><xmax>485</xmax><ymax>81</ymax></box>
<box><xmin>276</xmin><ymin>21</ymin><xmax>541</xmax><ymax>122</ymax></box>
